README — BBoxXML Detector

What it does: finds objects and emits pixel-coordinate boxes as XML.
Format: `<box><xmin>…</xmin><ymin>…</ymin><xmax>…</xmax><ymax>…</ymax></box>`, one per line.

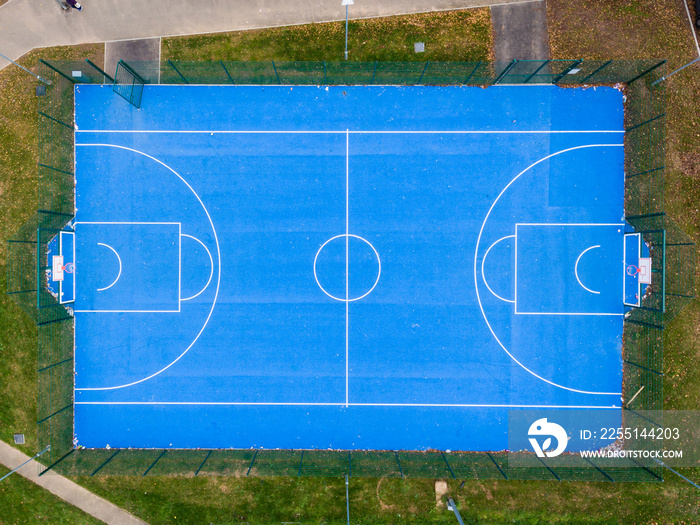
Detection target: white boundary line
<box><xmin>683</xmin><ymin>0</ymin><xmax>700</xmax><ymax>57</ymax></box>
<box><xmin>516</xmin><ymin>223</ymin><xmax>625</xmax><ymax>226</ymax></box>
<box><xmin>180</xmin><ymin>234</ymin><xmax>215</xmax><ymax>301</ymax></box>
<box><xmin>72</xmin><ymin>221</ymin><xmax>181</xmax><ymax>313</ymax></box>
<box><xmin>72</xmin><ymin>231</ymin><xmax>76</xmax><ymax>302</ymax></box>
<box><xmin>623</xmin><ymin>230</ymin><xmax>627</xmax><ymax>306</ymax></box>
<box><xmin>474</xmin><ymin>144</ymin><xmax>624</xmax><ymax>396</ymax></box>
<box><xmin>179</xmin><ymin>223</ymin><xmax>181</xmax><ymax>306</ymax></box>
<box><xmin>73</xmin><ymin>309</ymin><xmax>179</xmax><ymax>313</ymax></box>
<box><xmin>623</xmin><ymin>233</ymin><xmax>642</xmax><ymax>307</ymax></box>
<box><xmin>74</xmin><ymin>401</ymin><xmax>620</xmax><ymax>408</ymax></box>
<box><xmin>517</xmin><ymin>312</ymin><xmax>623</xmax><ymax>316</ymax></box>
<box><xmin>74</xmin><ymin>144</ymin><xmax>222</xmax><ymax>391</ymax></box>
<box><xmin>75</xmin><ymin>129</ymin><xmax>626</xmax><ymax>134</ymax></box>
<box><xmin>95</xmin><ymin>243</ymin><xmax>122</xmax><ymax>292</ymax></box>
<box><xmin>480</xmin><ymin>235</ymin><xmax>515</xmax><ymax>303</ymax></box>
<box><xmin>58</xmin><ymin>232</ymin><xmax>63</xmax><ymax>303</ymax></box>
<box><xmin>345</xmin><ymin>129</ymin><xmax>349</xmax><ymax>408</ymax></box>
<box><xmin>74</xmin><ymin>221</ymin><xmax>180</xmax><ymax>225</ymax></box>
<box><xmin>514</xmin><ymin>223</ymin><xmax>623</xmax><ymax>315</ymax></box>
<box><xmin>574</xmin><ymin>245</ymin><xmax>601</xmax><ymax>295</ymax></box>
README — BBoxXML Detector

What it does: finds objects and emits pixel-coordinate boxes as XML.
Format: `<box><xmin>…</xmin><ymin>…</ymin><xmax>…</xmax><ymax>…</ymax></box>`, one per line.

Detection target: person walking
<box><xmin>64</xmin><ymin>0</ymin><xmax>83</xmax><ymax>11</ymax></box>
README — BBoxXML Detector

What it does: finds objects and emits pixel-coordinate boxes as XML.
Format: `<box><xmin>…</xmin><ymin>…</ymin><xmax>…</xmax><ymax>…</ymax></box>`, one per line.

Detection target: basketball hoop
<box><xmin>626</xmin><ymin>264</ymin><xmax>640</xmax><ymax>276</ymax></box>
<box><xmin>63</xmin><ymin>262</ymin><xmax>75</xmax><ymax>274</ymax></box>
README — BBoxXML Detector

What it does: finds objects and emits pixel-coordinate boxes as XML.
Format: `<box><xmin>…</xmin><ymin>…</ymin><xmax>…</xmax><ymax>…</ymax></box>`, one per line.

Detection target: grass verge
<box><xmin>547</xmin><ymin>0</ymin><xmax>700</xmax><ymax>411</ymax></box>
<box><xmin>162</xmin><ymin>9</ymin><xmax>493</xmax><ymax>62</ymax></box>
<box><xmin>0</xmin><ymin>465</ymin><xmax>102</xmax><ymax>524</ymax></box>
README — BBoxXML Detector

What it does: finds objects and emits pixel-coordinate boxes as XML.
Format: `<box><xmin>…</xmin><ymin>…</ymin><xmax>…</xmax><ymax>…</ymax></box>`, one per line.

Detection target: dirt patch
<box><xmin>375</xmin><ymin>477</ymin><xmax>395</xmax><ymax>511</ymax></box>
<box><xmin>435</xmin><ymin>480</ymin><xmax>448</xmax><ymax>508</ymax></box>
<box><xmin>676</xmin><ymin>151</ymin><xmax>700</xmax><ymax>180</ymax></box>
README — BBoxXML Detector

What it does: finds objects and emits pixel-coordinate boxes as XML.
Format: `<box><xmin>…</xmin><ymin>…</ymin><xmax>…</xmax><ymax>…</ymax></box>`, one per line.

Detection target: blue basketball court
<box><xmin>68</xmin><ymin>83</ymin><xmax>628</xmax><ymax>451</ymax></box>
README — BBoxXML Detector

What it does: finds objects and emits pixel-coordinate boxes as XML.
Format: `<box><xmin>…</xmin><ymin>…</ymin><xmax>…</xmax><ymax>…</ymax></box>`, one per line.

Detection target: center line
<box><xmin>345</xmin><ymin>129</ymin><xmax>349</xmax><ymax>408</ymax></box>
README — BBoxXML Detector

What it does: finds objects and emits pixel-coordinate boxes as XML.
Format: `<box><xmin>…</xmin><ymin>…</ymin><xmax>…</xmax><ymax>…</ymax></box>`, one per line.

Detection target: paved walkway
<box><xmin>0</xmin><ymin>441</ymin><xmax>147</xmax><ymax>525</ymax></box>
<box><xmin>1</xmin><ymin>0</ymin><xmax>533</xmax><ymax>70</ymax></box>
<box><xmin>491</xmin><ymin>0</ymin><xmax>549</xmax><ymax>60</ymax></box>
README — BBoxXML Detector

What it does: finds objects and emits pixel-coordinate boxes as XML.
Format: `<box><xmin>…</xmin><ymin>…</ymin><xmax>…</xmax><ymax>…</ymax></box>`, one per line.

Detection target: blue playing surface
<box><xmin>73</xmin><ymin>84</ymin><xmax>627</xmax><ymax>451</ymax></box>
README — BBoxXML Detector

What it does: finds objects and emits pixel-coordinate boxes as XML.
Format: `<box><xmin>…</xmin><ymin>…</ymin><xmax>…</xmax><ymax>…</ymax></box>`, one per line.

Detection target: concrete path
<box><xmin>1</xmin><ymin>0</ymin><xmax>532</xmax><ymax>70</ymax></box>
<box><xmin>0</xmin><ymin>441</ymin><xmax>148</xmax><ymax>525</ymax></box>
<box><xmin>491</xmin><ymin>0</ymin><xmax>549</xmax><ymax>60</ymax></box>
<box><xmin>105</xmin><ymin>38</ymin><xmax>159</xmax><ymax>78</ymax></box>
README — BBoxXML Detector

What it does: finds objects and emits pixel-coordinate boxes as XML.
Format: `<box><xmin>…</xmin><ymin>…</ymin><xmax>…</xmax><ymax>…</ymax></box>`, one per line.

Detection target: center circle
<box><xmin>313</xmin><ymin>234</ymin><xmax>381</xmax><ymax>302</ymax></box>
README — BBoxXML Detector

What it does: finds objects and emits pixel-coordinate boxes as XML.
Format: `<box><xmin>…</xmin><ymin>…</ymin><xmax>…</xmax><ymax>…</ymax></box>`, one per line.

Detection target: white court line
<box><xmin>75</xmin><ymin>129</ymin><xmax>626</xmax><ymax>134</ymax></box>
<box><xmin>72</xmin><ymin>231</ymin><xmax>76</xmax><ymax>303</ymax></box>
<box><xmin>623</xmin><ymin>231</ymin><xmax>627</xmax><ymax>306</ymax></box>
<box><xmin>514</xmin><ymin>224</ymin><xmax>624</xmax><ymax>315</ymax></box>
<box><xmin>75</xmin><ymin>221</ymin><xmax>180</xmax><ymax>225</ymax></box>
<box><xmin>516</xmin><ymin>223</ymin><xmax>625</xmax><ymax>226</ymax></box>
<box><xmin>481</xmin><ymin>235</ymin><xmax>516</xmax><ymax>303</ymax></box>
<box><xmin>74</xmin><ymin>221</ymin><xmax>181</xmax><ymax>313</ymax></box>
<box><xmin>474</xmin><ymin>144</ymin><xmax>624</xmax><ymax>396</ymax></box>
<box><xmin>345</xmin><ymin>129</ymin><xmax>349</xmax><ymax>408</ymax></box>
<box><xmin>313</xmin><ymin>235</ymin><xmax>381</xmax><ymax>302</ymax></box>
<box><xmin>73</xmin><ymin>309</ymin><xmax>180</xmax><ymax>313</ymax></box>
<box><xmin>74</xmin><ymin>401</ymin><xmax>621</xmax><ymax>409</ymax></box>
<box><xmin>95</xmin><ymin>243</ymin><xmax>122</xmax><ymax>292</ymax></box>
<box><xmin>574</xmin><ymin>245</ymin><xmax>601</xmax><ymax>295</ymax></box>
<box><xmin>74</xmin><ymin>144</ymin><xmax>222</xmax><ymax>392</ymax></box>
<box><xmin>517</xmin><ymin>312</ymin><xmax>623</xmax><ymax>316</ymax></box>
<box><xmin>178</xmin><ymin>223</ymin><xmax>181</xmax><ymax>306</ymax></box>
<box><xmin>180</xmin><ymin>234</ymin><xmax>215</xmax><ymax>301</ymax></box>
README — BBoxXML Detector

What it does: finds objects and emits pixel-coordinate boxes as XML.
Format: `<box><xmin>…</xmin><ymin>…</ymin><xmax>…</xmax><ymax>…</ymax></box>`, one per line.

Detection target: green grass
<box><xmin>0</xmin><ymin>465</ymin><xmax>102</xmax><ymax>524</ymax></box>
<box><xmin>162</xmin><ymin>9</ymin><xmax>493</xmax><ymax>62</ymax></box>
<box><xmin>1</xmin><ymin>4</ymin><xmax>699</xmax><ymax>524</ymax></box>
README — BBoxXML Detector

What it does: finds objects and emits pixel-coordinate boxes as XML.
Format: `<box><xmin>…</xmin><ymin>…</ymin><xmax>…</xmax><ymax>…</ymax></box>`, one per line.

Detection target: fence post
<box><xmin>552</xmin><ymin>59</ymin><xmax>583</xmax><ymax>84</ymax></box>
<box><xmin>441</xmin><ymin>452</ymin><xmax>455</xmax><ymax>479</ymax></box>
<box><xmin>487</xmin><ymin>453</ymin><xmax>507</xmax><ymax>479</ymax></box>
<box><xmin>167</xmin><ymin>61</ymin><xmax>189</xmax><ymax>84</ymax></box>
<box><xmin>194</xmin><ymin>450</ymin><xmax>212</xmax><ymax>476</ymax></box>
<box><xmin>271</xmin><ymin>61</ymin><xmax>281</xmax><ymax>83</ymax></box>
<box><xmin>394</xmin><ymin>451</ymin><xmax>403</xmax><ymax>478</ymax></box>
<box><xmin>464</xmin><ymin>61</ymin><xmax>482</xmax><ymax>84</ymax></box>
<box><xmin>494</xmin><ymin>60</ymin><xmax>518</xmax><ymax>84</ymax></box>
<box><xmin>38</xmin><ymin>448</ymin><xmax>75</xmax><ymax>476</ymax></box>
<box><xmin>580</xmin><ymin>60</ymin><xmax>612</xmax><ymax>83</ymax></box>
<box><xmin>582</xmin><ymin>456</ymin><xmax>615</xmax><ymax>482</ymax></box>
<box><xmin>91</xmin><ymin>450</ymin><xmax>120</xmax><ymax>476</ymax></box>
<box><xmin>626</xmin><ymin>60</ymin><xmax>666</xmax><ymax>85</ymax></box>
<box><xmin>523</xmin><ymin>60</ymin><xmax>550</xmax><ymax>83</ymax></box>
<box><xmin>39</xmin><ymin>60</ymin><xmax>75</xmax><ymax>83</ymax></box>
<box><xmin>220</xmin><ymin>61</ymin><xmax>234</xmax><ymax>83</ymax></box>
<box><xmin>418</xmin><ymin>61</ymin><xmax>430</xmax><ymax>84</ymax></box>
<box><xmin>143</xmin><ymin>450</ymin><xmax>166</xmax><ymax>476</ymax></box>
<box><xmin>246</xmin><ymin>450</ymin><xmax>258</xmax><ymax>476</ymax></box>
<box><xmin>85</xmin><ymin>59</ymin><xmax>114</xmax><ymax>83</ymax></box>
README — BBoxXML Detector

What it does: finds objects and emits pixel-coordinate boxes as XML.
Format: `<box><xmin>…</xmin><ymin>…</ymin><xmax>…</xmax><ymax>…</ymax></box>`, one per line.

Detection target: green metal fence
<box><xmin>6</xmin><ymin>59</ymin><xmax>695</xmax><ymax>481</ymax></box>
